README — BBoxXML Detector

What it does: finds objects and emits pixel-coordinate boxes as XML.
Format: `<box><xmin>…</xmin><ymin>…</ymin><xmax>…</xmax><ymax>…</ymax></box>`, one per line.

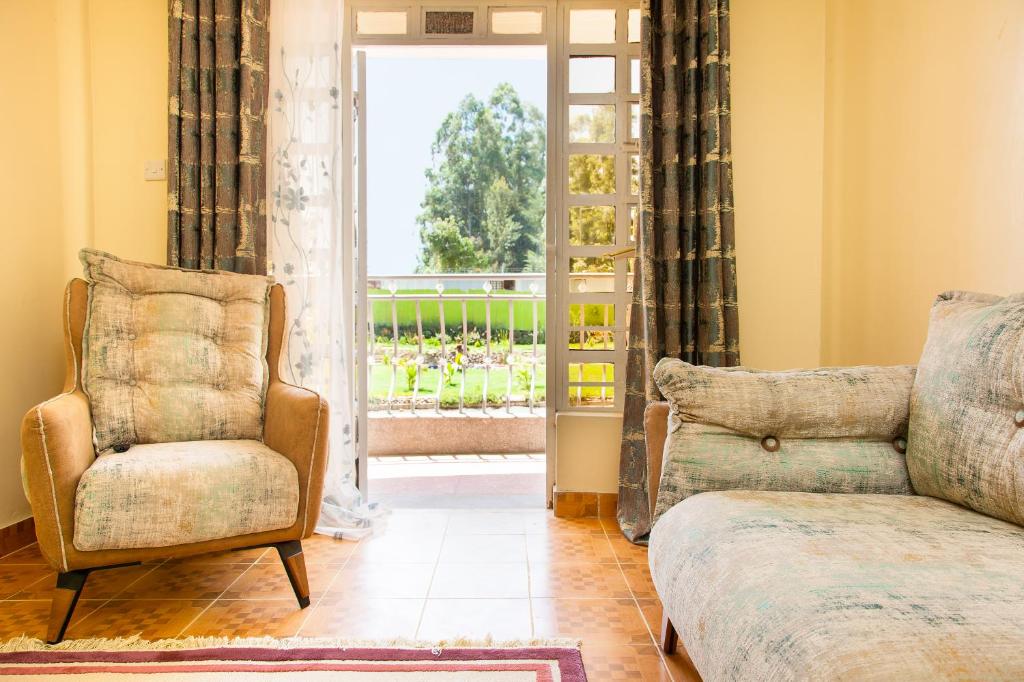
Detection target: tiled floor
<box><xmin>0</xmin><ymin>509</ymin><xmax>699</xmax><ymax>681</ymax></box>
<box><xmin>368</xmin><ymin>454</ymin><xmax>547</xmax><ymax>508</ymax></box>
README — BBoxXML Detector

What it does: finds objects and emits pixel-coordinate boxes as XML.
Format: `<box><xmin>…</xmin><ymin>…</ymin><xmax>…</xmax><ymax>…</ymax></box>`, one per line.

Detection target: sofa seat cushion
<box><xmin>74</xmin><ymin>440</ymin><xmax>299</xmax><ymax>551</ymax></box>
<box><xmin>650</xmin><ymin>491</ymin><xmax>1024</xmax><ymax>681</ymax></box>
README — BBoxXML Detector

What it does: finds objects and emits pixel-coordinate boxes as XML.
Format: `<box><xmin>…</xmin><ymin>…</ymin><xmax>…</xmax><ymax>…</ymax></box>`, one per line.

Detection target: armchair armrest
<box><xmin>649</xmin><ymin>359</ymin><xmax>917</xmax><ymax>525</ymax></box>
<box><xmin>20</xmin><ymin>390</ymin><xmax>95</xmax><ymax>572</ymax></box>
<box><xmin>263</xmin><ymin>381</ymin><xmax>329</xmax><ymax>537</ymax></box>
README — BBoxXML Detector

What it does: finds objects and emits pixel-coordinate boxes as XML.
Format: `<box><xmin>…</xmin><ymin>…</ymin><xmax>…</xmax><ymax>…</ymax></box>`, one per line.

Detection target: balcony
<box><xmin>365</xmin><ymin>272</ymin><xmax>546</xmax><ymax>456</ymax></box>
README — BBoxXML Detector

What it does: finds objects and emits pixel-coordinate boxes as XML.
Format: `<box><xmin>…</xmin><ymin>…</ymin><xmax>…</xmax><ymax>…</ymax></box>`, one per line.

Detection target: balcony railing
<box><xmin>367</xmin><ymin>273</ymin><xmax>546</xmax><ymax>415</ymax></box>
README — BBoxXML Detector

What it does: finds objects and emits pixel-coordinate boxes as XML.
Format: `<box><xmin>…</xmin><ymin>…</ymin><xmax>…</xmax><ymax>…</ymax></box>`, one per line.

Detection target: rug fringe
<box><xmin>0</xmin><ymin>635</ymin><xmax>582</xmax><ymax>653</ymax></box>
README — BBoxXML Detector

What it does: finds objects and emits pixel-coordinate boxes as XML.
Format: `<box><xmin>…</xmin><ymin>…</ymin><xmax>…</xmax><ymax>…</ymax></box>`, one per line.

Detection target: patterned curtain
<box><xmin>167</xmin><ymin>0</ymin><xmax>270</xmax><ymax>274</ymax></box>
<box><xmin>267</xmin><ymin>0</ymin><xmax>385</xmax><ymax>538</ymax></box>
<box><xmin>617</xmin><ymin>0</ymin><xmax>740</xmax><ymax>543</ymax></box>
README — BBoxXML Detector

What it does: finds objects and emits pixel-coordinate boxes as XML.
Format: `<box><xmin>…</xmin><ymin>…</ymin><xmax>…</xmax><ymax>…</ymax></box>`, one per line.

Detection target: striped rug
<box><xmin>0</xmin><ymin>637</ymin><xmax>587</xmax><ymax>680</ymax></box>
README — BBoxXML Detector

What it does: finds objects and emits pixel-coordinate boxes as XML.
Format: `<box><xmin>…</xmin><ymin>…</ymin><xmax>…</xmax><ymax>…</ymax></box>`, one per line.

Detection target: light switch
<box><xmin>143</xmin><ymin>159</ymin><xmax>166</xmax><ymax>181</ymax></box>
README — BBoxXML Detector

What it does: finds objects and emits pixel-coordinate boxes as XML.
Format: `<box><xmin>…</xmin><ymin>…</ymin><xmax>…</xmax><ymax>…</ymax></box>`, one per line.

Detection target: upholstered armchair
<box><xmin>20</xmin><ymin>251</ymin><xmax>328</xmax><ymax>644</ymax></box>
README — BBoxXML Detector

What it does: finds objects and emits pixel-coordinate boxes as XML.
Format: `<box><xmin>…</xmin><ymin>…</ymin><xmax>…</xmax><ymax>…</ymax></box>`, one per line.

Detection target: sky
<box><xmin>364</xmin><ymin>46</ymin><xmax>546</xmax><ymax>275</ymax></box>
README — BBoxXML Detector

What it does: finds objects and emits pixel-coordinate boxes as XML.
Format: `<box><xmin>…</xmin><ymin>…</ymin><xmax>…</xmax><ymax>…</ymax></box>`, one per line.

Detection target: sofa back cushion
<box><xmin>906</xmin><ymin>291</ymin><xmax>1024</xmax><ymax>526</ymax></box>
<box><xmin>80</xmin><ymin>249</ymin><xmax>272</xmax><ymax>452</ymax></box>
<box><xmin>651</xmin><ymin>359</ymin><xmax>916</xmax><ymax>523</ymax></box>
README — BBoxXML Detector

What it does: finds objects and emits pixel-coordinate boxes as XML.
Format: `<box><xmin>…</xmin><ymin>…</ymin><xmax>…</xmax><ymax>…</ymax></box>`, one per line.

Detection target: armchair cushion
<box><xmin>79</xmin><ymin>249</ymin><xmax>272</xmax><ymax>452</ymax></box>
<box><xmin>73</xmin><ymin>440</ymin><xmax>298</xmax><ymax>551</ymax></box>
<box><xmin>652</xmin><ymin>360</ymin><xmax>915</xmax><ymax>523</ymax></box>
<box><xmin>907</xmin><ymin>291</ymin><xmax>1024</xmax><ymax>526</ymax></box>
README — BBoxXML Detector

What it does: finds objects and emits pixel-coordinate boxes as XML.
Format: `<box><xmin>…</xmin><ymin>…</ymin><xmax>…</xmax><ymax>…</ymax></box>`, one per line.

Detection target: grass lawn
<box><xmin>368</xmin><ymin>360</ymin><xmax>613</xmax><ymax>408</ymax></box>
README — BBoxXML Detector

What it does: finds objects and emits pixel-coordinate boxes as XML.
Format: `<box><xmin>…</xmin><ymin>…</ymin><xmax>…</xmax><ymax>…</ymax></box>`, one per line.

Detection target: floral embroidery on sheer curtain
<box><xmin>267</xmin><ymin>0</ymin><xmax>384</xmax><ymax>538</ymax></box>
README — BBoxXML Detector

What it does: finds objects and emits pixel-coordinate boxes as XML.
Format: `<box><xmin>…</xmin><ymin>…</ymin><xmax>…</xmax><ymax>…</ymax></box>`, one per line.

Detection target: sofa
<box><xmin>646</xmin><ymin>291</ymin><xmax>1024</xmax><ymax>680</ymax></box>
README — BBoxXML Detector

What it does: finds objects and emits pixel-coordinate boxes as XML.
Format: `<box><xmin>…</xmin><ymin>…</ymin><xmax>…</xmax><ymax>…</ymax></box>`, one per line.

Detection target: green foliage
<box><xmin>418</xmin><ymin>218</ymin><xmax>488</xmax><ymax>272</ymax></box>
<box><xmin>568</xmin><ymin>154</ymin><xmax>615</xmax><ymax>194</ymax></box>
<box><xmin>418</xmin><ymin>83</ymin><xmax>546</xmax><ymax>273</ymax></box>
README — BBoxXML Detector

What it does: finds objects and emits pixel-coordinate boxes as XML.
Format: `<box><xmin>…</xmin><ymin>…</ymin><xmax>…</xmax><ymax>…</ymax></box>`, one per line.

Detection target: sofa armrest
<box><xmin>263</xmin><ymin>381</ymin><xmax>329</xmax><ymax>537</ymax></box>
<box><xmin>645</xmin><ymin>402</ymin><xmax>670</xmax><ymax>520</ymax></box>
<box><xmin>20</xmin><ymin>390</ymin><xmax>95</xmax><ymax>572</ymax></box>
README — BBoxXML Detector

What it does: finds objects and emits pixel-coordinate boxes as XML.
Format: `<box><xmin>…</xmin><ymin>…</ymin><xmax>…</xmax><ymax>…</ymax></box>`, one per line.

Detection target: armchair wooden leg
<box><xmin>661</xmin><ymin>613</ymin><xmax>679</xmax><ymax>654</ymax></box>
<box><xmin>47</xmin><ymin>570</ymin><xmax>89</xmax><ymax>644</ymax></box>
<box><xmin>274</xmin><ymin>540</ymin><xmax>311</xmax><ymax>608</ymax></box>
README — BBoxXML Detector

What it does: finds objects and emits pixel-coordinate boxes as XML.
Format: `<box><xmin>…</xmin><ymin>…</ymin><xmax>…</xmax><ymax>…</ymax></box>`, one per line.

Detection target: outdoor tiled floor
<box><xmin>0</xmin><ymin>509</ymin><xmax>699</xmax><ymax>681</ymax></box>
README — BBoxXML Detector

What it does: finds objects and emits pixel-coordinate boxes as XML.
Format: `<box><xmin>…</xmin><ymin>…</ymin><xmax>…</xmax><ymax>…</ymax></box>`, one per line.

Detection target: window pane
<box><xmin>569</xmin><ymin>9</ymin><xmax>616</xmax><ymax>43</ymax></box>
<box><xmin>570</xmin><ymin>206</ymin><xmax>615</xmax><ymax>245</ymax></box>
<box><xmin>356</xmin><ymin>10</ymin><xmax>408</xmax><ymax>35</ymax></box>
<box><xmin>628</xmin><ymin>9</ymin><xmax>641</xmax><ymax>43</ymax></box>
<box><xmin>569</xmin><ymin>105</ymin><xmax>615</xmax><ymax>143</ymax></box>
<box><xmin>630</xmin><ymin>103</ymin><xmax>640</xmax><ymax>140</ymax></box>
<box><xmin>631</xmin><ymin>59</ymin><xmax>640</xmax><ymax>94</ymax></box>
<box><xmin>424</xmin><ymin>10</ymin><xmax>474</xmax><ymax>35</ymax></box>
<box><xmin>569</xmin><ymin>272</ymin><xmax>614</xmax><ymax>293</ymax></box>
<box><xmin>568</xmin><ymin>304</ymin><xmax>615</xmax><ymax>350</ymax></box>
<box><xmin>569</xmin><ymin>154</ymin><xmax>615</xmax><ymax>194</ymax></box>
<box><xmin>630</xmin><ymin>154</ymin><xmax>640</xmax><ymax>195</ymax></box>
<box><xmin>629</xmin><ymin>204</ymin><xmax>638</xmax><ymax>241</ymax></box>
<box><xmin>491</xmin><ymin>9</ymin><xmax>543</xmax><ymax>34</ymax></box>
<box><xmin>569</xmin><ymin>57</ymin><xmax>615</xmax><ymax>94</ymax></box>
<box><xmin>568</xmin><ymin>363</ymin><xmax>615</xmax><ymax>407</ymax></box>
<box><xmin>626</xmin><ymin>257</ymin><xmax>636</xmax><ymax>293</ymax></box>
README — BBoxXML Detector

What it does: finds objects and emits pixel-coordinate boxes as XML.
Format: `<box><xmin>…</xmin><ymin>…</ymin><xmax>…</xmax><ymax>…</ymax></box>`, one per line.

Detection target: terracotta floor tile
<box><xmin>439</xmin><ymin>535</ymin><xmax>527</xmax><ymax>563</ymax></box>
<box><xmin>532</xmin><ymin>598</ymin><xmax>651</xmax><ymax>645</ymax></box>
<box><xmin>526</xmin><ymin>534</ymin><xmax>617</xmax><ymax>564</ymax></box>
<box><xmin>117</xmin><ymin>563</ymin><xmax>245</xmax><ymax>599</ymax></box>
<box><xmin>0</xmin><ymin>565</ymin><xmax>55</xmax><ymax>599</ymax></box>
<box><xmin>429</xmin><ymin>563</ymin><xmax>529</xmax><ymax>599</ymax></box>
<box><xmin>417</xmin><ymin>598</ymin><xmax>531</xmax><ymax>641</ymax></box>
<box><xmin>664</xmin><ymin>648</ymin><xmax>703</xmax><ymax>682</ymax></box>
<box><xmin>168</xmin><ymin>548</ymin><xmax>269</xmax><ymax>565</ymax></box>
<box><xmin>65</xmin><ymin>600</ymin><xmax>211</xmax><ymax>640</ymax></box>
<box><xmin>619</xmin><ymin>564</ymin><xmax>658</xmax><ymax>599</ymax></box>
<box><xmin>524</xmin><ymin>516</ymin><xmax>606</xmax><ymax>536</ymax></box>
<box><xmin>529</xmin><ymin>563</ymin><xmax>632</xmax><ymax>599</ymax></box>
<box><xmin>221</xmin><ymin>562</ymin><xmax>339</xmax><ymax>600</ymax></box>
<box><xmin>329</xmin><ymin>562</ymin><xmax>436</xmax><ymax>599</ymax></box>
<box><xmin>182</xmin><ymin>599</ymin><xmax>309</xmax><ymax>637</ymax></box>
<box><xmin>445</xmin><ymin>511</ymin><xmax>527</xmax><ymax>535</ymax></box>
<box><xmin>581</xmin><ymin>643</ymin><xmax>673</xmax><ymax>681</ymax></box>
<box><xmin>636</xmin><ymin>598</ymin><xmax>663</xmax><ymax>635</ymax></box>
<box><xmin>350</xmin><ymin>533</ymin><xmax>443</xmax><ymax>564</ymax></box>
<box><xmin>608</xmin><ymin>535</ymin><xmax>650</xmax><ymax>564</ymax></box>
<box><xmin>0</xmin><ymin>543</ymin><xmax>48</xmax><ymax>565</ymax></box>
<box><xmin>13</xmin><ymin>564</ymin><xmax>157</xmax><ymax>601</ymax></box>
<box><xmin>255</xmin><ymin>536</ymin><xmax>359</xmax><ymax>566</ymax></box>
<box><xmin>0</xmin><ymin>600</ymin><xmax>79</xmax><ymax>640</ymax></box>
<box><xmin>300</xmin><ymin>596</ymin><xmax>423</xmax><ymax>640</ymax></box>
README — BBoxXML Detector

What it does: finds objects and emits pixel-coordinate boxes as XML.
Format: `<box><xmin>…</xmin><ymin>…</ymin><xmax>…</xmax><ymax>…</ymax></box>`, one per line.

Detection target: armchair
<box><xmin>20</xmin><ymin>274</ymin><xmax>328</xmax><ymax>644</ymax></box>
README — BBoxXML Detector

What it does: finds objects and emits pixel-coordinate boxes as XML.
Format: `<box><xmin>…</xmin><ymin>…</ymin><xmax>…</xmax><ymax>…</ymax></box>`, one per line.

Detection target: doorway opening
<box><xmin>359</xmin><ymin>46</ymin><xmax>549</xmax><ymax>509</ymax></box>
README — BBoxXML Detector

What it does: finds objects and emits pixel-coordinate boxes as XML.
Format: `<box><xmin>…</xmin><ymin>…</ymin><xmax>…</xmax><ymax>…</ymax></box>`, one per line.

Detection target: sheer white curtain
<box><xmin>267</xmin><ymin>0</ymin><xmax>384</xmax><ymax>538</ymax></box>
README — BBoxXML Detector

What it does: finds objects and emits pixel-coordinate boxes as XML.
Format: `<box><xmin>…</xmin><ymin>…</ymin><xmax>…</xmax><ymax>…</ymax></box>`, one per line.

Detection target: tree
<box><xmin>418</xmin><ymin>218</ymin><xmax>487</xmax><ymax>273</ymax></box>
<box><xmin>417</xmin><ymin>83</ymin><xmax>546</xmax><ymax>273</ymax></box>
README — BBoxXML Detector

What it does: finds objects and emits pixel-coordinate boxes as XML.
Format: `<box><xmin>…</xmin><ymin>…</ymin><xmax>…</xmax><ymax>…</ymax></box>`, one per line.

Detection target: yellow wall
<box><xmin>732</xmin><ymin>0</ymin><xmax>827</xmax><ymax>370</ymax></box>
<box><xmin>0</xmin><ymin>0</ymin><xmax>166</xmax><ymax>528</ymax></box>
<box><xmin>0</xmin><ymin>1</ymin><xmax>81</xmax><ymax>526</ymax></box>
<box><xmin>822</xmin><ymin>0</ymin><xmax>1024</xmax><ymax>365</ymax></box>
<box><xmin>87</xmin><ymin>0</ymin><xmax>168</xmax><ymax>263</ymax></box>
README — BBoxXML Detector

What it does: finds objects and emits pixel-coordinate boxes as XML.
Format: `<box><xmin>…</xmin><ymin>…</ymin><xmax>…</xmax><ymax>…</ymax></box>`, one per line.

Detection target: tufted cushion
<box><xmin>651</xmin><ymin>359</ymin><xmax>916</xmax><ymax>523</ymax></box>
<box><xmin>907</xmin><ymin>291</ymin><xmax>1024</xmax><ymax>525</ymax></box>
<box><xmin>80</xmin><ymin>249</ymin><xmax>272</xmax><ymax>451</ymax></box>
<box><xmin>74</xmin><ymin>440</ymin><xmax>298</xmax><ymax>551</ymax></box>
<box><xmin>649</xmin><ymin>491</ymin><xmax>1024</xmax><ymax>680</ymax></box>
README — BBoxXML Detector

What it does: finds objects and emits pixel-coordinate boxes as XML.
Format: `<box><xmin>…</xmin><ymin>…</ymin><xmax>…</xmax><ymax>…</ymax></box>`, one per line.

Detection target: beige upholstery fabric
<box><xmin>650</xmin><ymin>491</ymin><xmax>1024</xmax><ymax>681</ymax></box>
<box><xmin>653</xmin><ymin>358</ymin><xmax>916</xmax><ymax>439</ymax></box>
<box><xmin>907</xmin><ymin>291</ymin><xmax>1024</xmax><ymax>526</ymax></box>
<box><xmin>80</xmin><ymin>249</ymin><xmax>272</xmax><ymax>451</ymax></box>
<box><xmin>652</xmin><ymin>360</ymin><xmax>915</xmax><ymax>523</ymax></box>
<box><xmin>74</xmin><ymin>440</ymin><xmax>298</xmax><ymax>551</ymax></box>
